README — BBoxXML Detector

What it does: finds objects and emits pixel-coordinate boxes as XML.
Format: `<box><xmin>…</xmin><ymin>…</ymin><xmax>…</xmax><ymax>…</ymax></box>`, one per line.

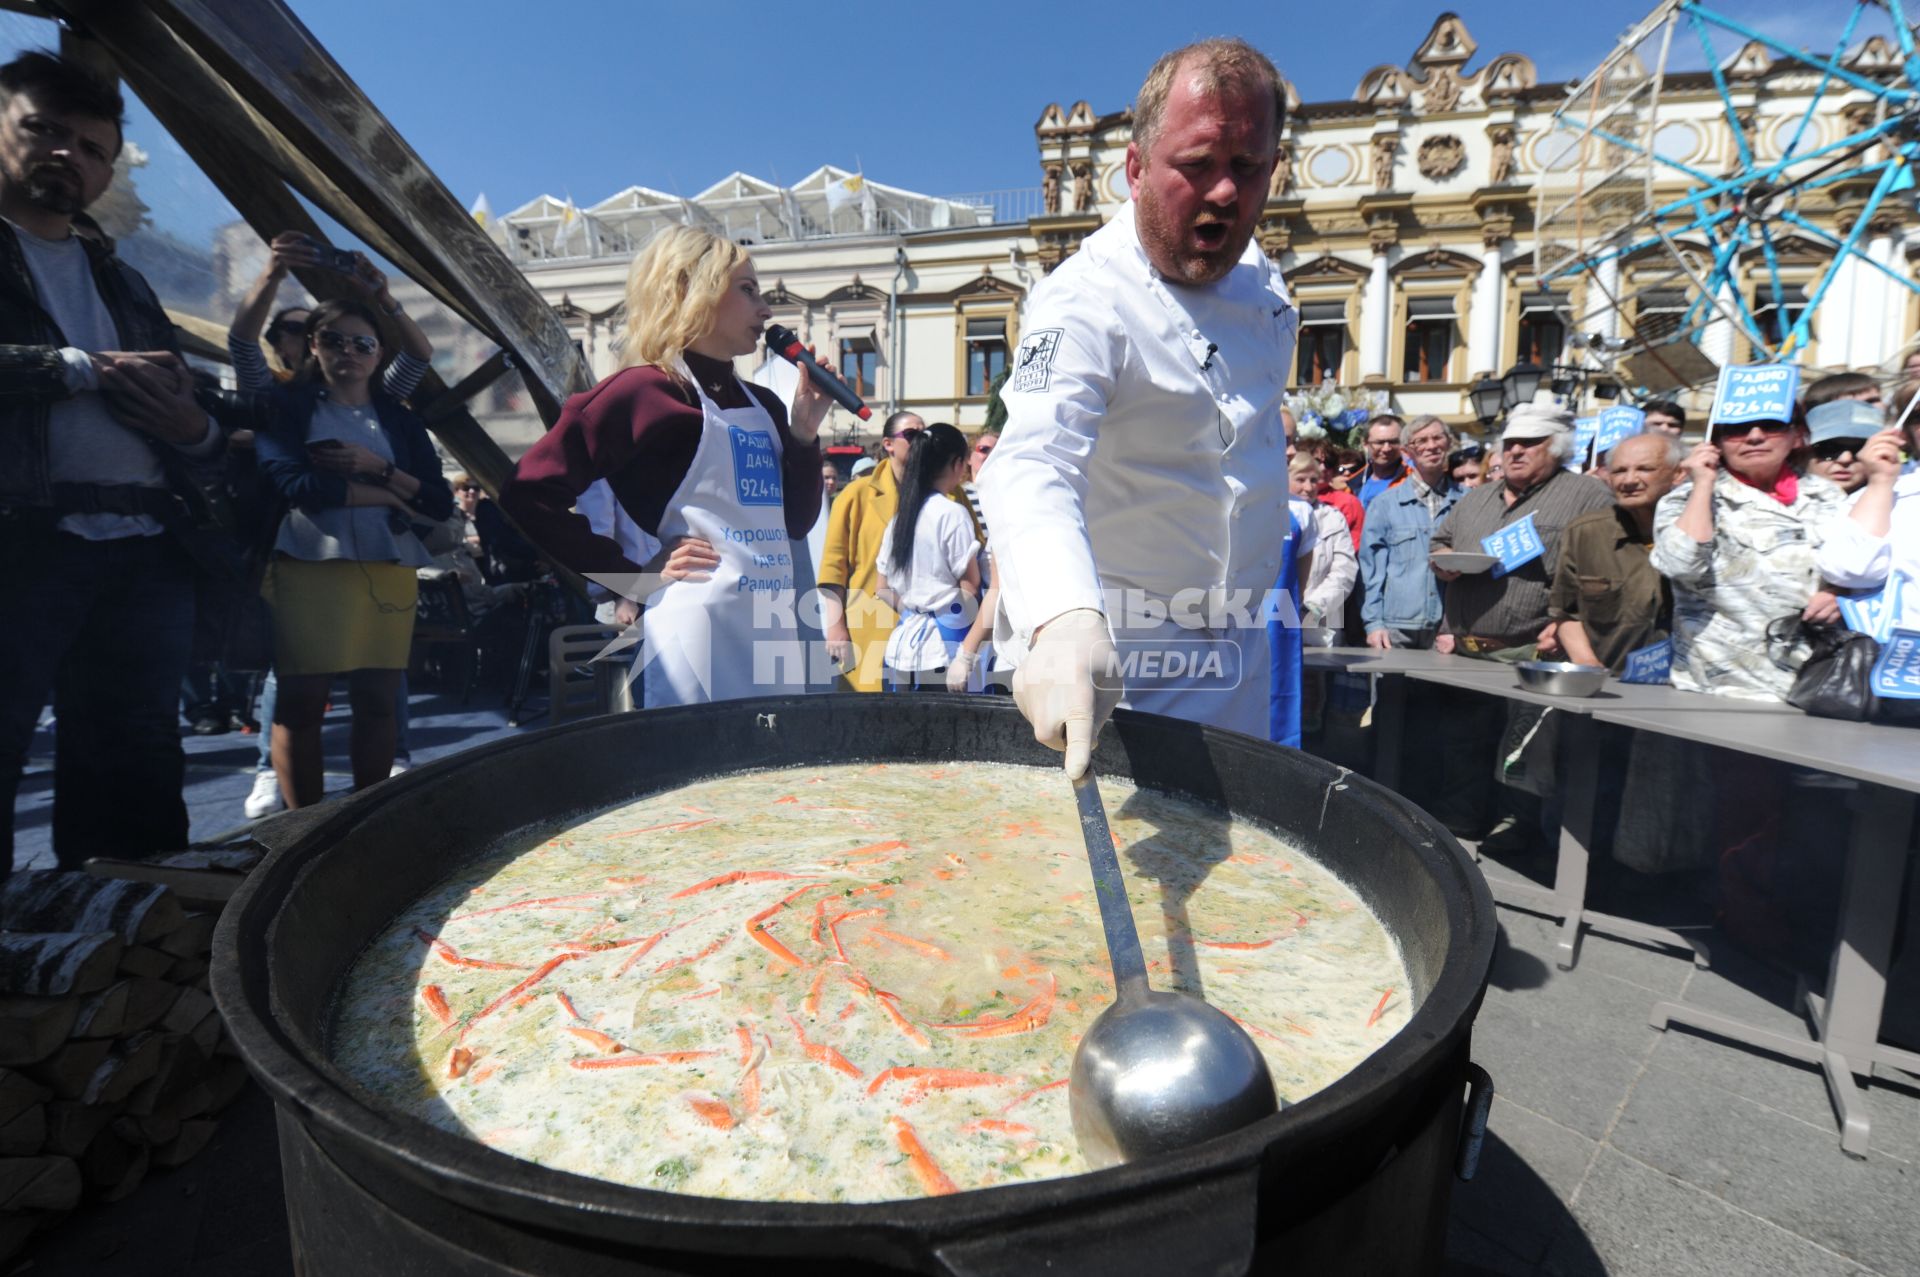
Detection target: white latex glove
<box><xmin>945</xmin><ymin>650</ymin><xmax>975</xmax><ymax>694</ymax></box>
<box><xmin>1011</xmin><ymin>608</ymin><xmax>1122</xmax><ymax>780</ymax></box>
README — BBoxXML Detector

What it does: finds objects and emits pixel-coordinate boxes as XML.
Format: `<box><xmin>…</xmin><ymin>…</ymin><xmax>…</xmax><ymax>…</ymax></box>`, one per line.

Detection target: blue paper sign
<box><xmin>727</xmin><ymin>425</ymin><xmax>783</xmax><ymax>507</ymax></box>
<box><xmin>1620</xmin><ymin>638</ymin><xmax>1673</xmax><ymax>685</ymax></box>
<box><xmin>1593</xmin><ymin>406</ymin><xmax>1647</xmax><ymax>459</ymax></box>
<box><xmin>1870</xmin><ymin>629</ymin><xmax>1920</xmax><ymax>701</ymax></box>
<box><xmin>1839</xmin><ymin>588</ymin><xmax>1893</xmax><ymax>643</ymax></box>
<box><xmin>1710</xmin><ymin>364</ymin><xmax>1801</xmax><ymax>428</ymax></box>
<box><xmin>1481</xmin><ymin>512</ymin><xmax>1546</xmax><ymax>578</ymax></box>
<box><xmin>1572</xmin><ymin>417</ymin><xmax>1599</xmax><ymax>469</ymax></box>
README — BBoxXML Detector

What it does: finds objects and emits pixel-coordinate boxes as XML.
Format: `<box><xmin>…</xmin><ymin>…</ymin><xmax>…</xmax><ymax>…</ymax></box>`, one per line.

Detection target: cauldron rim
<box><xmin>214</xmin><ymin>694</ymin><xmax>1495</xmax><ymax>1254</ymax></box>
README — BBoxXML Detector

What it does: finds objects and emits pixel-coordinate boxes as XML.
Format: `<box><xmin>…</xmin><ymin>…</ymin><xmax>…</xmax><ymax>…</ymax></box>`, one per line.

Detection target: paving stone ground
<box><xmin>10</xmin><ymin>699</ymin><xmax>1918</xmax><ymax>1275</ymax></box>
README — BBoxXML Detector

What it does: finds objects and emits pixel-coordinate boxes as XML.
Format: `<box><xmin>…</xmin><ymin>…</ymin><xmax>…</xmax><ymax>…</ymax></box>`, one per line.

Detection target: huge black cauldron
<box><xmin>213</xmin><ymin>695</ymin><xmax>1495</xmax><ymax>1276</ymax></box>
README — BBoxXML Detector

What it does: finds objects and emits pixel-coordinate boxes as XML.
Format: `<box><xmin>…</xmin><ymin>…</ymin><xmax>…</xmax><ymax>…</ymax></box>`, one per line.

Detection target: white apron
<box><xmin>640</xmin><ymin>375</ymin><xmax>802</xmax><ymax>707</ymax></box>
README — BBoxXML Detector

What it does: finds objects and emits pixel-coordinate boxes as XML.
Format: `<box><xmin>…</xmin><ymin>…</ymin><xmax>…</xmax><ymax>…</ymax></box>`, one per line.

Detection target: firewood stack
<box><xmin>0</xmin><ymin>851</ymin><xmax>261</xmax><ymax>1262</ymax></box>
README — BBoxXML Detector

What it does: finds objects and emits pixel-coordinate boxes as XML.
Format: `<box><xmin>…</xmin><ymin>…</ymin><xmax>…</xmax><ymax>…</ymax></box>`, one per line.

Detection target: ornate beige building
<box><xmin>498</xmin><ymin>13</ymin><xmax>1912</xmax><ymax>441</ymax></box>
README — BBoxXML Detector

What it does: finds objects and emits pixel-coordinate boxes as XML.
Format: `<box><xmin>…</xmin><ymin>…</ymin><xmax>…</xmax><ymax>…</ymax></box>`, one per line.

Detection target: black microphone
<box><xmin>763</xmin><ymin>323</ymin><xmax>872</xmax><ymax>421</ymax></box>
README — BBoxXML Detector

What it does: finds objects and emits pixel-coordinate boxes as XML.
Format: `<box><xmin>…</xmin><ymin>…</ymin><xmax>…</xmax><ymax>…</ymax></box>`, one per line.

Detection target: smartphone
<box><xmin>299</xmin><ymin>234</ymin><xmax>359</xmax><ymax>274</ymax></box>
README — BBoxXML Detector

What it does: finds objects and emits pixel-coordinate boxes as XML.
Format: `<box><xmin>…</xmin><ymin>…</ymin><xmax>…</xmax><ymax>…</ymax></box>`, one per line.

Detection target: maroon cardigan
<box><xmin>501</xmin><ymin>352</ymin><xmax>822</xmax><ymax>578</ymax></box>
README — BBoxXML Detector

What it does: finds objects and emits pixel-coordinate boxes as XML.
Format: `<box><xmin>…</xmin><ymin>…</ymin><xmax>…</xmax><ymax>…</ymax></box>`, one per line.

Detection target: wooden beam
<box><xmin>421</xmin><ymin>349</ymin><xmax>514</xmax><ymax>427</ymax></box>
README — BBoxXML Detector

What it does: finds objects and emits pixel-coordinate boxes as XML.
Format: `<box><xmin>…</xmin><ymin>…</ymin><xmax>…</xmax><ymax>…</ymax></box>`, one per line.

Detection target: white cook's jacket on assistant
<box><xmin>979</xmin><ymin>200</ymin><xmax>1298</xmax><ymax>732</ymax></box>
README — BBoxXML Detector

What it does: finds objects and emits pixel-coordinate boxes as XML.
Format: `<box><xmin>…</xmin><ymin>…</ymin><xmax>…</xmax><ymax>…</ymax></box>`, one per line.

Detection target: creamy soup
<box><xmin>333</xmin><ymin>762</ymin><xmax>1409</xmax><ymax>1202</ymax></box>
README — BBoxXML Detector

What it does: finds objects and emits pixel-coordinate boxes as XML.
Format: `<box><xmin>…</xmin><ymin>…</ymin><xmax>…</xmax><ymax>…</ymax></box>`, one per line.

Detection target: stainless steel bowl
<box><xmin>1515</xmin><ymin>660</ymin><xmax>1609</xmax><ymax>697</ymax></box>
<box><xmin>1300</xmin><ymin>626</ymin><xmax>1341</xmax><ymax>648</ymax></box>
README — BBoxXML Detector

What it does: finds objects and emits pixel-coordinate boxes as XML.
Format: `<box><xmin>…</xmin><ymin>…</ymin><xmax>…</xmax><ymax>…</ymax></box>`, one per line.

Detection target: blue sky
<box><xmin>0</xmin><ymin>2</ymin><xmax>1899</xmax><ymax>244</ymax></box>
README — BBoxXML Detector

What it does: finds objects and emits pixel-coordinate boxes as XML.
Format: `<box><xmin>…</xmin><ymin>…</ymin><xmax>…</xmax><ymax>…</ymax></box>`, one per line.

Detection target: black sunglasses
<box><xmin>1811</xmin><ymin>437</ymin><xmax>1870</xmax><ymax>461</ymax></box>
<box><xmin>1711</xmin><ymin>420</ymin><xmax>1794</xmax><ymax>439</ymax></box>
<box><xmin>889</xmin><ymin>426</ymin><xmax>923</xmax><ymax>442</ymax></box>
<box><xmin>316</xmin><ymin>329</ymin><xmax>378</xmax><ymax>355</ymax></box>
<box><xmin>457</xmin><ymin>483</ymin><xmax>483</xmax><ymax>494</ymax></box>
<box><xmin>1451</xmin><ymin>443</ymin><xmax>1486</xmax><ymax>461</ymax></box>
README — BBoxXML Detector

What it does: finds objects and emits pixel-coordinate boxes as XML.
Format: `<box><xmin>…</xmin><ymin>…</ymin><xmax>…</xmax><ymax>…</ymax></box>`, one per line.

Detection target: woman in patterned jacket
<box><xmin>1650</xmin><ymin>405</ymin><xmax>1846</xmax><ymax>701</ymax></box>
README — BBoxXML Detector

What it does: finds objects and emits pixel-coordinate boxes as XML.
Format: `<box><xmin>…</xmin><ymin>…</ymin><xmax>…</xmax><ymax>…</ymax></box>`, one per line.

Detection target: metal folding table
<box><xmin>1591</xmin><ymin>705</ymin><xmax>1920</xmax><ymax>1158</ymax></box>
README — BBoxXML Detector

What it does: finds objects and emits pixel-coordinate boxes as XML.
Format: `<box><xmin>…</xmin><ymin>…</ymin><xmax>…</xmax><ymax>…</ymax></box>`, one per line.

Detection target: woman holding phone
<box><xmin>253</xmin><ymin>299</ymin><xmax>452</xmax><ymax>807</ymax></box>
<box><xmin>501</xmin><ymin>225</ymin><xmax>829</xmax><ymax>706</ymax></box>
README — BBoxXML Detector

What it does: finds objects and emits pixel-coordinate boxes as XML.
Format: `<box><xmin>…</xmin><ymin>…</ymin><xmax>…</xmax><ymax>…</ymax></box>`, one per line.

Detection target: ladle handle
<box><xmin>1072</xmin><ymin>770</ymin><xmax>1150</xmax><ymax>996</ymax></box>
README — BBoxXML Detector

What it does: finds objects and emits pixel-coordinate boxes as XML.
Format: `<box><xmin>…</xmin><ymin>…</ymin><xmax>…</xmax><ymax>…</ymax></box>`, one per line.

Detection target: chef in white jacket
<box><xmin>979</xmin><ymin>38</ymin><xmax>1297</xmax><ymax>777</ymax></box>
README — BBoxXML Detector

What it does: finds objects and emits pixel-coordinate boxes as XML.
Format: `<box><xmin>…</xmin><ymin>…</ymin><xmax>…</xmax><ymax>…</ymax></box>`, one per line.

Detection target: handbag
<box><xmin>1774</xmin><ymin>616</ymin><xmax>1879</xmax><ymax>721</ymax></box>
<box><xmin>1770</xmin><ymin>616</ymin><xmax>1920</xmax><ymax>726</ymax></box>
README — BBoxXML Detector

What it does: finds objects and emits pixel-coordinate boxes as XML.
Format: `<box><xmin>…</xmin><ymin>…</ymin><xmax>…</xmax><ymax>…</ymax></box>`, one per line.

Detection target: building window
<box><xmin>839</xmin><ymin>334</ymin><xmax>878</xmax><ymax>398</ymax></box>
<box><xmin>1517</xmin><ymin>291</ymin><xmax>1567</xmax><ymax>366</ymax></box>
<box><xmin>1752</xmin><ymin>284</ymin><xmax>1809</xmax><ymax>348</ymax></box>
<box><xmin>966</xmin><ymin>316</ymin><xmax>1008</xmax><ymax>395</ymax></box>
<box><xmin>1295</xmin><ymin>300</ymin><xmax>1347</xmax><ymax>385</ymax></box>
<box><xmin>1633</xmin><ymin>287</ymin><xmax>1688</xmax><ymax>346</ymax></box>
<box><xmin>1402</xmin><ymin>297</ymin><xmax>1455</xmax><ymax>383</ymax></box>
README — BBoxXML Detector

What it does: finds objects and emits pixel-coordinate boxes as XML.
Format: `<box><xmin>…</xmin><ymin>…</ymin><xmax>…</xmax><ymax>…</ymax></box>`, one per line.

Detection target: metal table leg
<box><xmin>1372</xmin><ymin>672</ymin><xmax>1404</xmax><ymax>794</ymax></box>
<box><xmin>1486</xmin><ymin>714</ymin><xmax>1712</xmax><ymax>971</ymax></box>
<box><xmin>1651</xmin><ymin>785</ymin><xmax>1917</xmax><ymax>1158</ymax></box>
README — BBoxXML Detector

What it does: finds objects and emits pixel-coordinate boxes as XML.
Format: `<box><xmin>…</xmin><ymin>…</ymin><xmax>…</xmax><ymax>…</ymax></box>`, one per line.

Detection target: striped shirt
<box><xmin>962</xmin><ymin>480</ymin><xmax>989</xmax><ymax>544</ymax></box>
<box><xmin>228</xmin><ymin>335</ymin><xmax>431</xmax><ymax>401</ymax></box>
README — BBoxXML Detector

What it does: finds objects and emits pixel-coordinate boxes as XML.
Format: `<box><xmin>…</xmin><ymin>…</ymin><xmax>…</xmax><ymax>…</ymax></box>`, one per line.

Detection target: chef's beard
<box><xmin>1134</xmin><ymin>191</ymin><xmax>1252</xmax><ymax>287</ymax></box>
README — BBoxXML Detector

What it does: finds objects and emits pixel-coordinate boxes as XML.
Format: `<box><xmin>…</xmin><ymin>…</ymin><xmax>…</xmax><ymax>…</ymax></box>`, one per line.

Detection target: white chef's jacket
<box><xmin>978</xmin><ymin>201</ymin><xmax>1297</xmax><ymax>732</ymax></box>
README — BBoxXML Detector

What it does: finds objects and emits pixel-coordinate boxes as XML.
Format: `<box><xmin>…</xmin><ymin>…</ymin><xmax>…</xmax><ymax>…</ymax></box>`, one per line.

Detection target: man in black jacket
<box><xmin>0</xmin><ymin>53</ymin><xmax>227</xmax><ymax>875</ymax></box>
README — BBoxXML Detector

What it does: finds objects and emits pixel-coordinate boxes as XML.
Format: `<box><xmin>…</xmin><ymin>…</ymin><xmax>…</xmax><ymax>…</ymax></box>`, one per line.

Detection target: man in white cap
<box><xmin>1431</xmin><ymin>401</ymin><xmax>1615</xmax><ymax>658</ymax></box>
<box><xmin>980</xmin><ymin>37</ymin><xmax>1297</xmax><ymax>777</ymax></box>
<box><xmin>1426</xmin><ymin>400</ymin><xmax>1614</xmax><ymax>850</ymax></box>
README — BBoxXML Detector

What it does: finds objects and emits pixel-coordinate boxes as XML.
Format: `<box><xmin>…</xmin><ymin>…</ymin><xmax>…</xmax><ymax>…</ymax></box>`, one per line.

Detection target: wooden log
<box><xmin>24</xmin><ymin>1040</ymin><xmax>110</xmax><ymax>1100</ymax></box>
<box><xmin>156</xmin><ymin>848</ymin><xmax>261</xmax><ymax>873</ymax></box>
<box><xmin>120</xmin><ymin>978</ymin><xmax>178</xmax><ymax>1035</ymax></box>
<box><xmin>69</xmin><ymin>982</ymin><xmax>128</xmax><ymax>1040</ymax></box>
<box><xmin>79</xmin><ymin>1124</ymin><xmax>140</xmax><ymax>1194</ymax></box>
<box><xmin>165</xmin><ymin>955</ymin><xmax>209</xmax><ymax>985</ymax></box>
<box><xmin>80</xmin><ymin>859</ymin><xmax>242</xmax><ymax>908</ymax></box>
<box><xmin>153</xmin><ymin>1118</ymin><xmax>217</xmax><ymax>1168</ymax></box>
<box><xmin>0</xmin><ymin>1213</ymin><xmax>37</xmax><ymax>1265</ymax></box>
<box><xmin>133</xmin><ymin>1109</ymin><xmax>179</xmax><ymax>1147</ymax></box>
<box><xmin>101</xmin><ymin>1140</ymin><xmax>148</xmax><ymax>1203</ymax></box>
<box><xmin>0</xmin><ymin>1072</ymin><xmax>50</xmax><ymax>1127</ymax></box>
<box><xmin>176</xmin><ymin>1058</ymin><xmax>248</xmax><ymax>1119</ymax></box>
<box><xmin>162</xmin><ymin>988</ymin><xmax>214</xmax><ymax>1036</ymax></box>
<box><xmin>0</xmin><ymin>997</ymin><xmax>78</xmax><ymax>1066</ymax></box>
<box><xmin>0</xmin><ymin>1106</ymin><xmax>42</xmax><ymax>1157</ymax></box>
<box><xmin>156</xmin><ymin>913</ymin><xmax>216</xmax><ymax>959</ymax></box>
<box><xmin>126</xmin><ymin>1034</ymin><xmax>201</xmax><ymax>1118</ymax></box>
<box><xmin>116</xmin><ymin>944</ymin><xmax>172</xmax><ymax>980</ymax></box>
<box><xmin>0</xmin><ymin>1156</ymin><xmax>80</xmax><ymax>1212</ymax></box>
<box><xmin>82</xmin><ymin>1031</ymin><xmax>163</xmax><ymax>1107</ymax></box>
<box><xmin>0</xmin><ymin>933</ymin><xmax>121</xmax><ymax>997</ymax></box>
<box><xmin>44</xmin><ymin>1101</ymin><xmax>117</xmax><ymax>1159</ymax></box>
<box><xmin>0</xmin><ymin>872</ymin><xmax>183</xmax><ymax>945</ymax></box>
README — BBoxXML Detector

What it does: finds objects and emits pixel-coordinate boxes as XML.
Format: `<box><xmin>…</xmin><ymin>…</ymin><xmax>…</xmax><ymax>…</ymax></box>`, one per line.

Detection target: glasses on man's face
<box><xmin>1811</xmin><ymin>437</ymin><xmax>1869</xmax><ymax>462</ymax></box>
<box><xmin>1502</xmin><ymin>436</ymin><xmax>1550</xmax><ymax>452</ymax></box>
<box><xmin>316</xmin><ymin>330</ymin><xmax>378</xmax><ymax>356</ymax></box>
<box><xmin>1366</xmin><ymin>439</ymin><xmax>1398</xmax><ymax>451</ymax></box>
<box><xmin>457</xmin><ymin>484</ymin><xmax>482</xmax><ymax>494</ymax></box>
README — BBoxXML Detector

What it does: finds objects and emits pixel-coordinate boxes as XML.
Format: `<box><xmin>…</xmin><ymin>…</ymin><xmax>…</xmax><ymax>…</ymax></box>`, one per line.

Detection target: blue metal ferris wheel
<box><xmin>1533</xmin><ymin>0</ymin><xmax>1920</xmax><ymax>388</ymax></box>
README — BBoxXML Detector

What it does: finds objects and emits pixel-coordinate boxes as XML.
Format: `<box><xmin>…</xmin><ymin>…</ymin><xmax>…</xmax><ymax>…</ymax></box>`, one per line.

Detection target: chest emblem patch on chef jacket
<box><xmin>1011</xmin><ymin>327</ymin><xmax>1063</xmax><ymax>394</ymax></box>
<box><xmin>727</xmin><ymin>424</ymin><xmax>784</xmax><ymax>507</ymax></box>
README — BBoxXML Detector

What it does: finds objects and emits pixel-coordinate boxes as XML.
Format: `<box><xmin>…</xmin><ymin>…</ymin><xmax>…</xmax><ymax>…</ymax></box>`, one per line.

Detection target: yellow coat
<box><xmin>820</xmin><ymin>462</ymin><xmax>985</xmax><ymax>692</ymax></box>
<box><xmin>819</xmin><ymin>462</ymin><xmax>899</xmax><ymax>691</ymax></box>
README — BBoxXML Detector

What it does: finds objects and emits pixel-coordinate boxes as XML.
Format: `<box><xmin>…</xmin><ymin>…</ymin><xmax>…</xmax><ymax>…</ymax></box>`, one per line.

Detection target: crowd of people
<box><xmin>3</xmin><ymin>36</ymin><xmax>1917</xmax><ymax>991</ymax></box>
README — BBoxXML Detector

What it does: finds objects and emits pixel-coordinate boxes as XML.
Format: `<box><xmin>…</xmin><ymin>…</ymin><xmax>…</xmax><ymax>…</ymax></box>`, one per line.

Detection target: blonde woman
<box><xmin>501</xmin><ymin>226</ymin><xmax>830</xmax><ymax>705</ymax></box>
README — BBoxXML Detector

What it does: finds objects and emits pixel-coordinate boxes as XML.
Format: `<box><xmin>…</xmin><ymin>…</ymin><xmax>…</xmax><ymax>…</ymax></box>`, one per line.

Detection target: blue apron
<box><xmin>1267</xmin><ymin>508</ymin><xmax>1306</xmax><ymax>748</ymax></box>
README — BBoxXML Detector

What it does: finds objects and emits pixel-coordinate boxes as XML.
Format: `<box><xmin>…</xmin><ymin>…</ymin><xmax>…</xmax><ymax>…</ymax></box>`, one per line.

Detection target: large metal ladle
<box><xmin>1068</xmin><ymin>769</ymin><xmax>1280</xmax><ymax>1169</ymax></box>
